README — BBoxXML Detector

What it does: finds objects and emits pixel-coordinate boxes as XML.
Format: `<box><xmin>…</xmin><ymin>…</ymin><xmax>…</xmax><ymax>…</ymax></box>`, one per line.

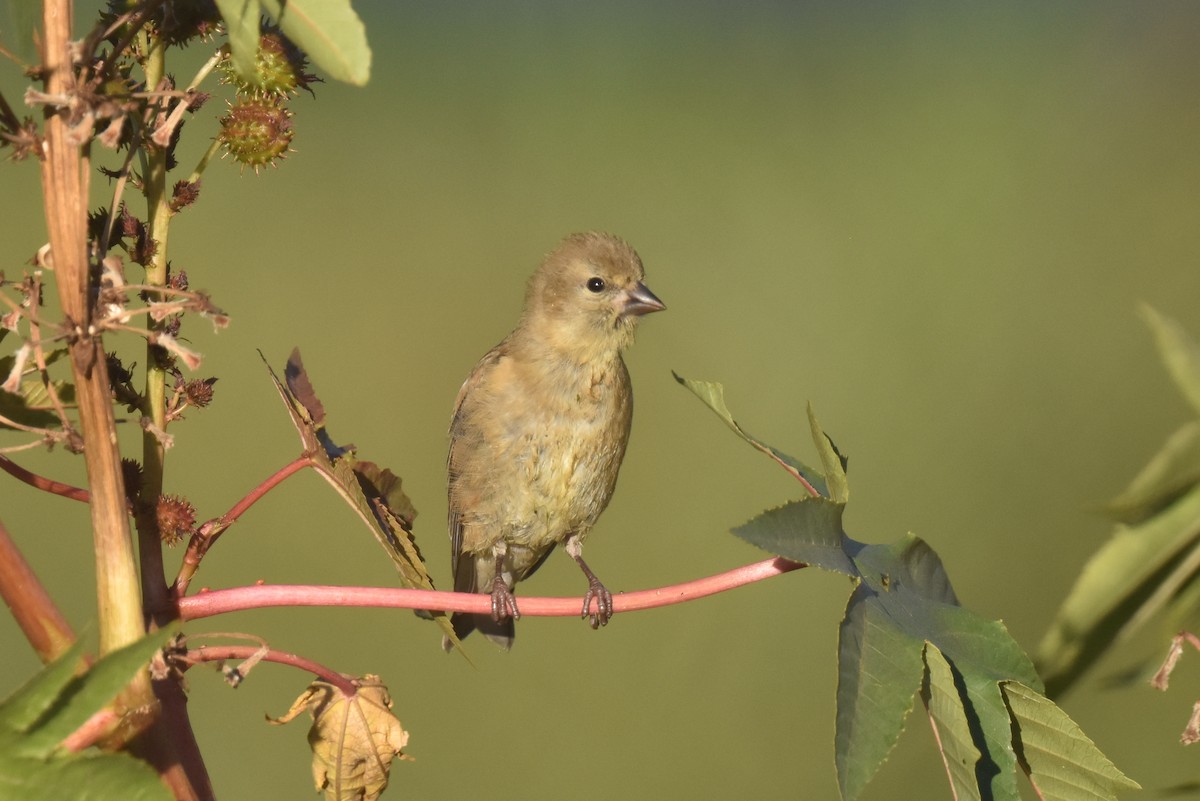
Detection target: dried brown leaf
<box><xmin>269</xmin><ymin>675</ymin><xmax>410</xmax><ymax>801</ymax></box>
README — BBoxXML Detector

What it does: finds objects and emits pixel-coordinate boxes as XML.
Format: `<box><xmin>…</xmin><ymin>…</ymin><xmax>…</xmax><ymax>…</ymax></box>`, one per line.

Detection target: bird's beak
<box><xmin>622</xmin><ymin>282</ymin><xmax>666</xmax><ymax>317</ymax></box>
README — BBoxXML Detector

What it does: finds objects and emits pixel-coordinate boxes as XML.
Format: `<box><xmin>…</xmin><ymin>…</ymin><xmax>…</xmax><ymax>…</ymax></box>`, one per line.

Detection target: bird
<box><xmin>444</xmin><ymin>232</ymin><xmax>665</xmax><ymax>650</ymax></box>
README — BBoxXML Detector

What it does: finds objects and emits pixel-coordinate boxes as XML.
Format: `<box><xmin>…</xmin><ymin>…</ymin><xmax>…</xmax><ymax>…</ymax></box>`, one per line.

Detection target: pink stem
<box><xmin>182</xmin><ymin>645</ymin><xmax>357</xmax><ymax>695</ymax></box>
<box><xmin>177</xmin><ymin>556</ymin><xmax>805</xmax><ymax>621</ymax></box>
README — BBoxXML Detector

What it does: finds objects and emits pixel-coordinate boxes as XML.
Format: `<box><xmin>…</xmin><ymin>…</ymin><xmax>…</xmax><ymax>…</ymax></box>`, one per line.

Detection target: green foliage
<box><xmin>0</xmin><ymin>632</ymin><xmax>176</xmax><ymax>801</ymax></box>
<box><xmin>678</xmin><ymin>375</ymin><xmax>1139</xmax><ymax>801</ymax></box>
<box><xmin>1001</xmin><ymin>681</ymin><xmax>1139</xmax><ymax>800</ymax></box>
<box><xmin>0</xmin><ymin>347</ymin><xmax>73</xmax><ymax>430</ymax></box>
<box><xmin>1038</xmin><ymin>306</ymin><xmax>1200</xmax><ymax>695</ymax></box>
<box><xmin>215</xmin><ymin>0</ymin><xmax>371</xmax><ymax>86</ymax></box>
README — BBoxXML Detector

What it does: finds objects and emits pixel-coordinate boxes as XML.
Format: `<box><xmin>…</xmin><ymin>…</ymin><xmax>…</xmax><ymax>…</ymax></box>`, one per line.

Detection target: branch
<box><xmin>172</xmin><ymin>456</ymin><xmax>314</xmax><ymax>596</ymax></box>
<box><xmin>176</xmin><ymin>557</ymin><xmax>806</xmax><ymax>621</ymax></box>
<box><xmin>0</xmin><ymin>455</ymin><xmax>90</xmax><ymax>503</ymax></box>
<box><xmin>182</xmin><ymin>644</ymin><xmax>357</xmax><ymax>696</ymax></box>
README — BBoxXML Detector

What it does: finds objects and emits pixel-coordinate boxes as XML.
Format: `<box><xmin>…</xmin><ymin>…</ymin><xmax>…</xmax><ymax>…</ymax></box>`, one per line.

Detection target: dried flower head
<box><xmin>184</xmin><ymin>377</ymin><xmax>217</xmax><ymax>408</ymax></box>
<box><xmin>122</xmin><ymin>458</ymin><xmax>143</xmax><ymax>501</ymax></box>
<box><xmin>156</xmin><ymin>494</ymin><xmax>197</xmax><ymax>546</ymax></box>
<box><xmin>170</xmin><ymin>180</ymin><xmax>202</xmax><ymax>212</ymax></box>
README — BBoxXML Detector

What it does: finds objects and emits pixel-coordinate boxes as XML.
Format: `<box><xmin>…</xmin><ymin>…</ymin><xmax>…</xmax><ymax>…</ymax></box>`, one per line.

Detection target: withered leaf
<box><xmin>269</xmin><ymin>675</ymin><xmax>410</xmax><ymax>801</ymax></box>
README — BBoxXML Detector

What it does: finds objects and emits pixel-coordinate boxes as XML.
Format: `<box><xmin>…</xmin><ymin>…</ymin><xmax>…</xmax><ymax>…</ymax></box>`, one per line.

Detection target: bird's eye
<box><xmin>586</xmin><ymin>277</ymin><xmax>606</xmax><ymax>293</ymax></box>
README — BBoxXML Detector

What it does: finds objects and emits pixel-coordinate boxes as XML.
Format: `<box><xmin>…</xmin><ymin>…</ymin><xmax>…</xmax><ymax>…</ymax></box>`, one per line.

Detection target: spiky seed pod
<box><xmin>218</xmin><ymin>94</ymin><xmax>294</xmax><ymax>171</ymax></box>
<box><xmin>184</xmin><ymin>378</ymin><xmax>216</xmax><ymax>408</ymax></box>
<box><xmin>220</xmin><ymin>30</ymin><xmax>315</xmax><ymax>97</ymax></box>
<box><xmin>156</xmin><ymin>495</ymin><xmax>197</xmax><ymax>546</ymax></box>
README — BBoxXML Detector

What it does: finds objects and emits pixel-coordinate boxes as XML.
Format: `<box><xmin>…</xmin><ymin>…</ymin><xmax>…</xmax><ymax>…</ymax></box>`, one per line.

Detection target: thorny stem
<box><xmin>177</xmin><ymin>557</ymin><xmax>808</xmax><ymax>621</ymax></box>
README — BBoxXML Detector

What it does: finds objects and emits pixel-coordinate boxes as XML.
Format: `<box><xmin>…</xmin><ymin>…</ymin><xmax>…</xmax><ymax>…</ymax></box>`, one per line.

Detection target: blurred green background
<box><xmin>4</xmin><ymin>1</ymin><xmax>1200</xmax><ymax>798</ymax></box>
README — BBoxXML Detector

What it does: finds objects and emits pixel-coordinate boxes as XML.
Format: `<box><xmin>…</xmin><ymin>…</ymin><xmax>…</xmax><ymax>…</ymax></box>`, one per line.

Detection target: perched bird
<box><xmin>445</xmin><ymin>232</ymin><xmax>665</xmax><ymax>650</ymax></box>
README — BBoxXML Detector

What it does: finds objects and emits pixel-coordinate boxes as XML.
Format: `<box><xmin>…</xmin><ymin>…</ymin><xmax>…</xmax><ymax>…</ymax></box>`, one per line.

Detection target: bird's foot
<box><xmin>490</xmin><ymin>577</ymin><xmax>520</xmax><ymax>622</ymax></box>
<box><xmin>581</xmin><ymin>577</ymin><xmax>613</xmax><ymax>629</ymax></box>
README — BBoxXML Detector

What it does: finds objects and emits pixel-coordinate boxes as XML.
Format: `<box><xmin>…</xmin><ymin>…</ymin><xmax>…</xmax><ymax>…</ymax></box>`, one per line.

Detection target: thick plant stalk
<box><xmin>38</xmin><ymin>0</ymin><xmax>149</xmax><ymax>706</ymax></box>
<box><xmin>136</xmin><ymin>36</ymin><xmax>173</xmax><ymax>622</ymax></box>
<box><xmin>0</xmin><ymin>517</ymin><xmax>76</xmax><ymax>663</ymax></box>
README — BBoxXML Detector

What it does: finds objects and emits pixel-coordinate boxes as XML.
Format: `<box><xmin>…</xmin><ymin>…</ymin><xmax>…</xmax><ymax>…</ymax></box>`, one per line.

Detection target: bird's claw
<box><xmin>581</xmin><ymin>578</ymin><xmax>613</xmax><ymax>629</ymax></box>
<box><xmin>490</xmin><ymin>577</ymin><xmax>520</xmax><ymax>622</ymax></box>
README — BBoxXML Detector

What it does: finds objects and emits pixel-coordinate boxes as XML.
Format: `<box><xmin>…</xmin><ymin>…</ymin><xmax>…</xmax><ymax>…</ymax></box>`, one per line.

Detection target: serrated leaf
<box><xmin>1002</xmin><ymin>681</ymin><xmax>1140</xmax><ymax>800</ymax></box>
<box><xmin>1037</xmin><ymin>481</ymin><xmax>1200</xmax><ymax>696</ymax></box>
<box><xmin>855</xmin><ymin>534</ymin><xmax>960</xmax><ymax>607</ymax></box>
<box><xmin>213</xmin><ymin>0</ymin><xmax>262</xmax><ymax>84</ymax></box>
<box><xmin>808</xmin><ymin>403</ymin><xmax>849</xmax><ymax>502</ymax></box>
<box><xmin>260</xmin><ymin>0</ymin><xmax>371</xmax><ymax>86</ymax></box>
<box><xmin>923</xmin><ymin>643</ymin><xmax>983</xmax><ymax>801</ymax></box>
<box><xmin>1105</xmin><ymin>420</ymin><xmax>1200</xmax><ymax>524</ymax></box>
<box><xmin>1140</xmin><ymin>303</ymin><xmax>1200</xmax><ymax>416</ymax></box>
<box><xmin>269</xmin><ymin>676</ymin><xmax>409</xmax><ymax>801</ymax></box>
<box><xmin>0</xmin><ymin>738</ymin><xmax>171</xmax><ymax>801</ymax></box>
<box><xmin>19</xmin><ymin>629</ymin><xmax>176</xmax><ymax>757</ymax></box>
<box><xmin>835</xmin><ymin>534</ymin><xmax>1039</xmax><ymax>801</ymax></box>
<box><xmin>732</xmin><ymin>498</ymin><xmax>858</xmax><ymax>576</ymax></box>
<box><xmin>836</xmin><ymin>584</ymin><xmax>925</xmax><ymax>801</ymax></box>
<box><xmin>673</xmin><ymin>372</ymin><xmax>828</xmax><ymax>495</ymax></box>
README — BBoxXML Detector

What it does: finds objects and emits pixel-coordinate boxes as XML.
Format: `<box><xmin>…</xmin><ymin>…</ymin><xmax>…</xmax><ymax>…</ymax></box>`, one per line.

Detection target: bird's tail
<box><xmin>442</xmin><ymin>612</ymin><xmax>514</xmax><ymax>652</ymax></box>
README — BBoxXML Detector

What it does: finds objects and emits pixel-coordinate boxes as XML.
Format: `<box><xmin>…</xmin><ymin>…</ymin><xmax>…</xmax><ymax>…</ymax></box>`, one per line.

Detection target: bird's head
<box><xmin>520</xmin><ymin>232</ymin><xmax>666</xmax><ymax>360</ymax></box>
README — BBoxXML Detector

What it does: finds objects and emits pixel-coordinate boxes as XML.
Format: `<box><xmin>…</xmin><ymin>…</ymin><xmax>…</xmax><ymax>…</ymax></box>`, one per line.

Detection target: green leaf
<box><xmin>213</xmin><ymin>0</ymin><xmax>262</xmax><ymax>84</ymax></box>
<box><xmin>0</xmin><ymin>740</ymin><xmax>171</xmax><ymax>801</ymax></box>
<box><xmin>16</xmin><ymin>629</ymin><xmax>177</xmax><ymax>758</ymax></box>
<box><xmin>262</xmin><ymin>350</ymin><xmax>463</xmax><ymax>652</ymax></box>
<box><xmin>1002</xmin><ymin>681</ymin><xmax>1140</xmax><ymax>800</ymax></box>
<box><xmin>732</xmin><ymin>498</ymin><xmax>857</xmax><ymax>576</ymax></box>
<box><xmin>808</xmin><ymin>403</ymin><xmax>849</xmax><ymax>503</ymax></box>
<box><xmin>0</xmin><ymin>640</ymin><xmax>87</xmax><ymax>735</ymax></box>
<box><xmin>848</xmin><ymin>541</ymin><xmax>1037</xmax><ymax>801</ymax></box>
<box><xmin>260</xmin><ymin>0</ymin><xmax>371</xmax><ymax>86</ymax></box>
<box><xmin>854</xmin><ymin>535</ymin><xmax>960</xmax><ymax>607</ymax></box>
<box><xmin>0</xmin><ymin>349</ymin><xmax>74</xmax><ymax>430</ymax></box>
<box><xmin>835</xmin><ymin>584</ymin><xmax>925</xmax><ymax>801</ymax></box>
<box><xmin>696</xmin><ymin>376</ymin><xmax>1130</xmax><ymax>799</ymax></box>
<box><xmin>1105</xmin><ymin>420</ymin><xmax>1200</xmax><ymax>524</ymax></box>
<box><xmin>1036</xmin><ymin>481</ymin><xmax>1200</xmax><ymax>696</ymax></box>
<box><xmin>923</xmin><ymin>643</ymin><xmax>983</xmax><ymax>801</ymax></box>
<box><xmin>1140</xmin><ymin>303</ymin><xmax>1200</xmax><ymax>416</ymax></box>
<box><xmin>673</xmin><ymin>372</ymin><xmax>829</xmax><ymax>495</ymax></box>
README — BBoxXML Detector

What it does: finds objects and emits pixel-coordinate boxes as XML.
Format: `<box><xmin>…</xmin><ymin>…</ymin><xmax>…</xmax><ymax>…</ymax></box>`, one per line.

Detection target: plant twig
<box><xmin>26</xmin><ymin>272</ymin><xmax>82</xmax><ymax>450</ymax></box>
<box><xmin>0</xmin><ymin>453</ymin><xmax>92</xmax><ymax>503</ymax></box>
<box><xmin>176</xmin><ymin>556</ymin><xmax>807</xmax><ymax>621</ymax></box>
<box><xmin>182</xmin><ymin>644</ymin><xmax>358</xmax><ymax>696</ymax></box>
<box><xmin>173</xmin><ymin>455</ymin><xmax>315</xmax><ymax>596</ymax></box>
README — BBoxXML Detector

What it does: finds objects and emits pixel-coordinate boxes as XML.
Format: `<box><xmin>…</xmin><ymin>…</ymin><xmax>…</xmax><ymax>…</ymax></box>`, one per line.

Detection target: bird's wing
<box><xmin>447</xmin><ymin>344</ymin><xmax>506</xmax><ymax>585</ymax></box>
